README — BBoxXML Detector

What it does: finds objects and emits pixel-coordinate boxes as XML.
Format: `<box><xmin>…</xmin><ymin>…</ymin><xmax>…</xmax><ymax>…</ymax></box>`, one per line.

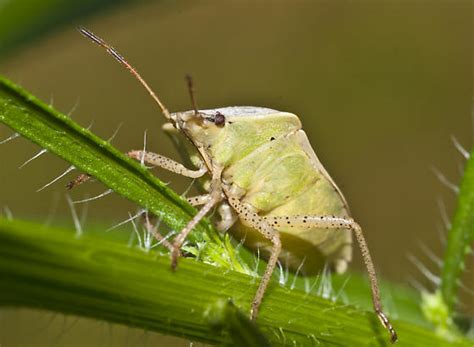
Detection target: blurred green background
<box><xmin>0</xmin><ymin>1</ymin><xmax>472</xmax><ymax>346</ymax></box>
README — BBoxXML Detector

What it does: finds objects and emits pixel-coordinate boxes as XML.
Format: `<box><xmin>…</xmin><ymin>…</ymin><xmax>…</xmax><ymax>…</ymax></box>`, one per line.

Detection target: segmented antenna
<box><xmin>78</xmin><ymin>27</ymin><xmax>171</xmax><ymax>120</ymax></box>
<box><xmin>185</xmin><ymin>74</ymin><xmax>199</xmax><ymax>116</ymax></box>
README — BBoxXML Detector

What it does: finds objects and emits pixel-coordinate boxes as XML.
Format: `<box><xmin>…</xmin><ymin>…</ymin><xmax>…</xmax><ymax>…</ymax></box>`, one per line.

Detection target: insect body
<box><xmin>77</xmin><ymin>28</ymin><xmax>397</xmax><ymax>343</ymax></box>
<box><xmin>165</xmin><ymin>106</ymin><xmax>352</xmax><ymax>275</ymax></box>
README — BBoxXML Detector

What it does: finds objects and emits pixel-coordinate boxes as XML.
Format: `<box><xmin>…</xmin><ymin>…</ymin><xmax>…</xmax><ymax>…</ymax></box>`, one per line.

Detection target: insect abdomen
<box><xmin>224</xmin><ymin>131</ymin><xmax>352</xmax><ymax>273</ymax></box>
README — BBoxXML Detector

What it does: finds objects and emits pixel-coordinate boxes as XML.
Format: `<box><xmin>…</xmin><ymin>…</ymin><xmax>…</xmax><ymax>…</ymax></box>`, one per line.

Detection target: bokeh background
<box><xmin>0</xmin><ymin>1</ymin><xmax>472</xmax><ymax>346</ymax></box>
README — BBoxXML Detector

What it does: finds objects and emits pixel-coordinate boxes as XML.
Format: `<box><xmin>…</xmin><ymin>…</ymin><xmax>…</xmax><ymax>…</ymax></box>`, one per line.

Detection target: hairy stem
<box><xmin>0</xmin><ymin>218</ymin><xmax>471</xmax><ymax>346</ymax></box>
<box><xmin>440</xmin><ymin>147</ymin><xmax>474</xmax><ymax>312</ymax></box>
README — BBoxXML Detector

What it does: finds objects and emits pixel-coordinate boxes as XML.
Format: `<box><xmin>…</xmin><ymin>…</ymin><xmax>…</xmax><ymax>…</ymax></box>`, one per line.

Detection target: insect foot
<box><xmin>377</xmin><ymin>310</ymin><xmax>398</xmax><ymax>344</ymax></box>
<box><xmin>66</xmin><ymin>173</ymin><xmax>91</xmax><ymax>190</ymax></box>
<box><xmin>170</xmin><ymin>245</ymin><xmax>180</xmax><ymax>271</ymax></box>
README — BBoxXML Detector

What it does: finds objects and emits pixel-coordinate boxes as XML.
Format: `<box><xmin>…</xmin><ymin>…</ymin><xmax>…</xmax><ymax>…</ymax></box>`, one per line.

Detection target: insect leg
<box><xmin>227</xmin><ymin>197</ymin><xmax>282</xmax><ymax>320</ymax></box>
<box><xmin>143</xmin><ymin>213</ymin><xmax>174</xmax><ymax>252</ymax></box>
<box><xmin>170</xmin><ymin>170</ymin><xmax>223</xmax><ymax>270</ymax></box>
<box><xmin>186</xmin><ymin>194</ymin><xmax>211</xmax><ymax>206</ymax></box>
<box><xmin>263</xmin><ymin>215</ymin><xmax>398</xmax><ymax>344</ymax></box>
<box><xmin>67</xmin><ymin>151</ymin><xmax>207</xmax><ymax>190</ymax></box>
<box><xmin>186</xmin><ymin>197</ymin><xmax>237</xmax><ymax>230</ymax></box>
<box><xmin>128</xmin><ymin>150</ymin><xmax>207</xmax><ymax>178</ymax></box>
<box><xmin>66</xmin><ymin>173</ymin><xmax>92</xmax><ymax>190</ymax></box>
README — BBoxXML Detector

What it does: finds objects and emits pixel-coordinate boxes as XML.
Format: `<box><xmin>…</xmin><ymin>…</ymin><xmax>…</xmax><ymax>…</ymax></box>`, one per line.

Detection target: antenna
<box><xmin>185</xmin><ymin>74</ymin><xmax>199</xmax><ymax>116</ymax></box>
<box><xmin>78</xmin><ymin>27</ymin><xmax>171</xmax><ymax>120</ymax></box>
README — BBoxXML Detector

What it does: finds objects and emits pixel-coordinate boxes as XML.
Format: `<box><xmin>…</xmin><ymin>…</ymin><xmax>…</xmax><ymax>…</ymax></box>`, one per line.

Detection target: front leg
<box><xmin>186</xmin><ymin>194</ymin><xmax>211</xmax><ymax>206</ymax></box>
<box><xmin>170</xmin><ymin>168</ymin><xmax>224</xmax><ymax>270</ymax></box>
<box><xmin>128</xmin><ymin>150</ymin><xmax>207</xmax><ymax>178</ymax></box>
<box><xmin>67</xmin><ymin>150</ymin><xmax>207</xmax><ymax>190</ymax></box>
<box><xmin>262</xmin><ymin>214</ymin><xmax>397</xmax><ymax>343</ymax></box>
<box><xmin>226</xmin><ymin>197</ymin><xmax>282</xmax><ymax>320</ymax></box>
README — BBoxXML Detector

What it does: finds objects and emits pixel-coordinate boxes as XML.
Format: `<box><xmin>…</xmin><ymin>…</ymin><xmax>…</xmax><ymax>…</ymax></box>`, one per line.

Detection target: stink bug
<box><xmin>74</xmin><ymin>27</ymin><xmax>397</xmax><ymax>343</ymax></box>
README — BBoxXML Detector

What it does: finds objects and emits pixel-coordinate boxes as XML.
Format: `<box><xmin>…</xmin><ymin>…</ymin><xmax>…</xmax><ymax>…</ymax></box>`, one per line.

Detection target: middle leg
<box><xmin>226</xmin><ymin>196</ymin><xmax>282</xmax><ymax>320</ymax></box>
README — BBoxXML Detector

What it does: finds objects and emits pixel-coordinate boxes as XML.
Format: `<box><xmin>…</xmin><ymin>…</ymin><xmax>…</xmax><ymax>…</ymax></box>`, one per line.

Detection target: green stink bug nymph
<box><xmin>75</xmin><ymin>27</ymin><xmax>398</xmax><ymax>343</ymax></box>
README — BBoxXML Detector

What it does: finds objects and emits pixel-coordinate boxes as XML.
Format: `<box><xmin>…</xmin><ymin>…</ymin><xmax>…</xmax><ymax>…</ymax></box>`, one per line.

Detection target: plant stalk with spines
<box><xmin>1</xmin><ymin>217</ymin><xmax>472</xmax><ymax>346</ymax></box>
<box><xmin>440</xmin><ymin>146</ymin><xmax>474</xmax><ymax>308</ymax></box>
<box><xmin>422</xmin><ymin>145</ymin><xmax>474</xmax><ymax>339</ymax></box>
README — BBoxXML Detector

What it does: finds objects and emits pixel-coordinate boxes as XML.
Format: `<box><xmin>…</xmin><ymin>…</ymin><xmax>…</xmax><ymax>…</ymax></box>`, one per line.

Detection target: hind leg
<box><xmin>262</xmin><ymin>214</ymin><xmax>397</xmax><ymax>343</ymax></box>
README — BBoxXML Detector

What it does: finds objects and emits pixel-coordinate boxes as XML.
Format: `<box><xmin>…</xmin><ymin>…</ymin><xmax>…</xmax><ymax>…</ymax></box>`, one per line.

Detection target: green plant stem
<box><xmin>0</xmin><ymin>218</ymin><xmax>471</xmax><ymax>346</ymax></box>
<box><xmin>421</xmin><ymin>147</ymin><xmax>473</xmax><ymax>340</ymax></box>
<box><xmin>440</xmin><ymin>147</ymin><xmax>474</xmax><ymax>313</ymax></box>
<box><xmin>207</xmin><ymin>300</ymin><xmax>272</xmax><ymax>347</ymax></box>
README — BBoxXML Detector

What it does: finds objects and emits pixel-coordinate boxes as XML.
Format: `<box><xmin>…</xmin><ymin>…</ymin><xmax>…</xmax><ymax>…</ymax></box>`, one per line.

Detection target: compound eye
<box><xmin>214</xmin><ymin>111</ymin><xmax>226</xmax><ymax>127</ymax></box>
